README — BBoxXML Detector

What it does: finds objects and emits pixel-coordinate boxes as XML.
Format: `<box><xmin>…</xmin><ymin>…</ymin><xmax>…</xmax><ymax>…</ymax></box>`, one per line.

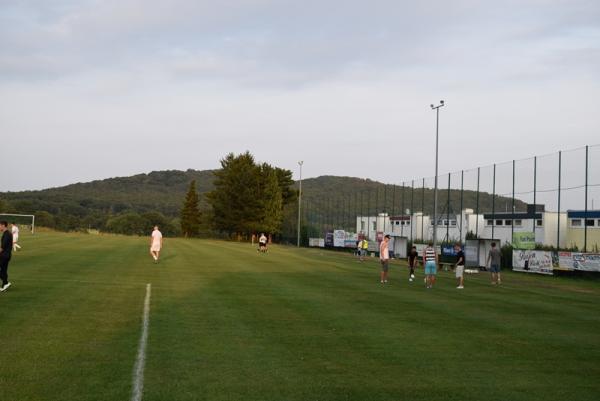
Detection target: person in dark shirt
<box><xmin>0</xmin><ymin>221</ymin><xmax>13</xmax><ymax>292</ymax></box>
<box><xmin>454</xmin><ymin>243</ymin><xmax>465</xmax><ymax>289</ymax></box>
<box><xmin>408</xmin><ymin>246</ymin><xmax>418</xmax><ymax>282</ymax></box>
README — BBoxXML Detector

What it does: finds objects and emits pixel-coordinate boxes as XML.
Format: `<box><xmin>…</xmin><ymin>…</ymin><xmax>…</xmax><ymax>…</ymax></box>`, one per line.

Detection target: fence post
<box><xmin>512</xmin><ymin>159</ymin><xmax>515</xmax><ymax>245</ymax></box>
<box><xmin>533</xmin><ymin>156</ymin><xmax>537</xmax><ymax>239</ymax></box>
<box><xmin>557</xmin><ymin>151</ymin><xmax>562</xmax><ymax>250</ymax></box>
<box><xmin>492</xmin><ymin>163</ymin><xmax>496</xmax><ymax>240</ymax></box>
<box><xmin>476</xmin><ymin>167</ymin><xmax>480</xmax><ymax>238</ymax></box>
<box><xmin>585</xmin><ymin>145</ymin><xmax>589</xmax><ymax>252</ymax></box>
<box><xmin>460</xmin><ymin>170</ymin><xmax>464</xmax><ymax>242</ymax></box>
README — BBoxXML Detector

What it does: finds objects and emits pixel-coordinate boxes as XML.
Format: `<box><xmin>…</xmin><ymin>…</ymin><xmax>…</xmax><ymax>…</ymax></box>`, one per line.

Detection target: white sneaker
<box><xmin>457</xmin><ymin>286</ymin><xmax>464</xmax><ymax>289</ymax></box>
<box><xmin>380</xmin><ymin>280</ymin><xmax>384</xmax><ymax>284</ymax></box>
<box><xmin>1</xmin><ymin>282</ymin><xmax>11</xmax><ymax>291</ymax></box>
<box><xmin>384</xmin><ymin>280</ymin><xmax>388</xmax><ymax>283</ymax></box>
<box><xmin>409</xmin><ymin>278</ymin><xmax>413</xmax><ymax>282</ymax></box>
<box><xmin>410</xmin><ymin>274</ymin><xmax>415</xmax><ymax>279</ymax></box>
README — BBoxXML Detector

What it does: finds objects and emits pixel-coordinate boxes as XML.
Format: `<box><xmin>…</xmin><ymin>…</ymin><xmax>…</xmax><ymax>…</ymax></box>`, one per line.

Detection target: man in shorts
<box><xmin>379</xmin><ymin>235</ymin><xmax>390</xmax><ymax>283</ymax></box>
<box><xmin>423</xmin><ymin>242</ymin><xmax>437</xmax><ymax>289</ymax></box>
<box><xmin>150</xmin><ymin>226</ymin><xmax>163</xmax><ymax>263</ymax></box>
<box><xmin>487</xmin><ymin>242</ymin><xmax>502</xmax><ymax>285</ymax></box>
<box><xmin>408</xmin><ymin>245</ymin><xmax>418</xmax><ymax>282</ymax></box>
<box><xmin>454</xmin><ymin>243</ymin><xmax>465</xmax><ymax>289</ymax></box>
<box><xmin>360</xmin><ymin>238</ymin><xmax>369</xmax><ymax>262</ymax></box>
<box><xmin>11</xmin><ymin>223</ymin><xmax>21</xmax><ymax>252</ymax></box>
<box><xmin>0</xmin><ymin>221</ymin><xmax>13</xmax><ymax>291</ymax></box>
<box><xmin>258</xmin><ymin>233</ymin><xmax>268</xmax><ymax>253</ymax></box>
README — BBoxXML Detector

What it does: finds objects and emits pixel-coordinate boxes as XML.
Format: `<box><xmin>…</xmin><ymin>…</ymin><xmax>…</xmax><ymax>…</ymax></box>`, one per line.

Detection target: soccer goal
<box><xmin>0</xmin><ymin>213</ymin><xmax>36</xmax><ymax>234</ymax></box>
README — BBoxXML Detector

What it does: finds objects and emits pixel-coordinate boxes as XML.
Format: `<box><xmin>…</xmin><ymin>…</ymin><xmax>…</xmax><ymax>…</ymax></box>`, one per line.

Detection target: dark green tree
<box><xmin>180</xmin><ymin>180</ymin><xmax>201</xmax><ymax>237</ymax></box>
<box><xmin>258</xmin><ymin>167</ymin><xmax>284</xmax><ymax>234</ymax></box>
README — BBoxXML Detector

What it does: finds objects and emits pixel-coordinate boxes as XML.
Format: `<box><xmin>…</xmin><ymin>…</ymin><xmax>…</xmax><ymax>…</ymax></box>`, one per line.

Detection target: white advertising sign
<box><xmin>558</xmin><ymin>252</ymin><xmax>600</xmax><ymax>272</ymax></box>
<box><xmin>512</xmin><ymin>250</ymin><xmax>553</xmax><ymax>275</ymax></box>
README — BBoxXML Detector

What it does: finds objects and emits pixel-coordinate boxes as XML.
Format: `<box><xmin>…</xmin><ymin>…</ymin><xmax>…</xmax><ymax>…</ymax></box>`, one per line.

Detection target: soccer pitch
<box><xmin>1</xmin><ymin>232</ymin><xmax>599</xmax><ymax>401</ymax></box>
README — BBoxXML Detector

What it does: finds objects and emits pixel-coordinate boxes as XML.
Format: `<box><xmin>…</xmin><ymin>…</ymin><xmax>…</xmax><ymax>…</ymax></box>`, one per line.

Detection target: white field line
<box><xmin>131</xmin><ymin>283</ymin><xmax>152</xmax><ymax>401</ymax></box>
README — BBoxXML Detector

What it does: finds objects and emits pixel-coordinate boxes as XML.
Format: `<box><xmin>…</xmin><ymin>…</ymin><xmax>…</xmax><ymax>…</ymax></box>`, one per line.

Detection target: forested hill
<box><xmin>1</xmin><ymin>171</ymin><xmax>525</xmax><ymax>234</ymax></box>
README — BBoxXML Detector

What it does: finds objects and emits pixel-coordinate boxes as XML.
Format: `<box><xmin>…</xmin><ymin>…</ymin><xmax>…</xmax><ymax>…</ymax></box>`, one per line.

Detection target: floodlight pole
<box><xmin>430</xmin><ymin>100</ymin><xmax>445</xmax><ymax>254</ymax></box>
<box><xmin>297</xmin><ymin>161</ymin><xmax>304</xmax><ymax>247</ymax></box>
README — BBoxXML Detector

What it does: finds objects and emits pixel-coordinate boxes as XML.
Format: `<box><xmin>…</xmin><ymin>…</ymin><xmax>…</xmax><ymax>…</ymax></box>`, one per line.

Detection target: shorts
<box><xmin>455</xmin><ymin>265</ymin><xmax>464</xmax><ymax>278</ymax></box>
<box><xmin>425</xmin><ymin>261</ymin><xmax>437</xmax><ymax>275</ymax></box>
<box><xmin>12</xmin><ymin>235</ymin><xmax>19</xmax><ymax>243</ymax></box>
<box><xmin>150</xmin><ymin>244</ymin><xmax>161</xmax><ymax>252</ymax></box>
<box><xmin>490</xmin><ymin>264</ymin><xmax>501</xmax><ymax>273</ymax></box>
<box><xmin>361</xmin><ymin>249</ymin><xmax>367</xmax><ymax>256</ymax></box>
<box><xmin>380</xmin><ymin>259</ymin><xmax>389</xmax><ymax>272</ymax></box>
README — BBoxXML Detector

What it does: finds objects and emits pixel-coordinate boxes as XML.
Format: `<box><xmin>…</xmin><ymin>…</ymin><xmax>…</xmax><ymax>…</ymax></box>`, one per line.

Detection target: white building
<box><xmin>356</xmin><ymin>204</ymin><xmax>567</xmax><ymax>247</ymax></box>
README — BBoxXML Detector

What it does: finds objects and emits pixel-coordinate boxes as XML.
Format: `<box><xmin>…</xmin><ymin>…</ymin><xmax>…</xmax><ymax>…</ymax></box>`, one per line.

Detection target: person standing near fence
<box><xmin>11</xmin><ymin>223</ymin><xmax>21</xmax><ymax>252</ymax></box>
<box><xmin>408</xmin><ymin>245</ymin><xmax>418</xmax><ymax>282</ymax></box>
<box><xmin>486</xmin><ymin>242</ymin><xmax>502</xmax><ymax>285</ymax></box>
<box><xmin>0</xmin><ymin>221</ymin><xmax>13</xmax><ymax>291</ymax></box>
<box><xmin>379</xmin><ymin>235</ymin><xmax>390</xmax><ymax>283</ymax></box>
<box><xmin>454</xmin><ymin>243</ymin><xmax>465</xmax><ymax>289</ymax></box>
<box><xmin>423</xmin><ymin>242</ymin><xmax>437</xmax><ymax>289</ymax></box>
<box><xmin>360</xmin><ymin>238</ymin><xmax>369</xmax><ymax>262</ymax></box>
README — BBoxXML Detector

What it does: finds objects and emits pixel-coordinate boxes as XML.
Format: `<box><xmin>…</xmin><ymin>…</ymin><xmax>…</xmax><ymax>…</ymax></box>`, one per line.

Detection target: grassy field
<box><xmin>1</xmin><ymin>231</ymin><xmax>599</xmax><ymax>401</ymax></box>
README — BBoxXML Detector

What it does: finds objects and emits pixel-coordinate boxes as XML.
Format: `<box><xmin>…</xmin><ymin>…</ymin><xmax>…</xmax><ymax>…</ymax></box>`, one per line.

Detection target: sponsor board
<box><xmin>512</xmin><ymin>250</ymin><xmax>554</xmax><ymax>275</ymax></box>
<box><xmin>333</xmin><ymin>230</ymin><xmax>346</xmax><ymax>247</ymax></box>
<box><xmin>558</xmin><ymin>252</ymin><xmax>600</xmax><ymax>272</ymax></box>
<box><xmin>414</xmin><ymin>243</ymin><xmax>441</xmax><ymax>256</ymax></box>
<box><xmin>308</xmin><ymin>238</ymin><xmax>325</xmax><ymax>248</ymax></box>
<box><xmin>512</xmin><ymin>232</ymin><xmax>535</xmax><ymax>250</ymax></box>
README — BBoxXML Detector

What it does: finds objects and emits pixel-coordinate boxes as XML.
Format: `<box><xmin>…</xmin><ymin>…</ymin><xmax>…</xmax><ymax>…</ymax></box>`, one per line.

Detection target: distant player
<box><xmin>408</xmin><ymin>245</ymin><xmax>418</xmax><ymax>282</ymax></box>
<box><xmin>360</xmin><ymin>238</ymin><xmax>369</xmax><ymax>262</ymax></box>
<box><xmin>258</xmin><ymin>233</ymin><xmax>268</xmax><ymax>253</ymax></box>
<box><xmin>0</xmin><ymin>221</ymin><xmax>13</xmax><ymax>291</ymax></box>
<box><xmin>454</xmin><ymin>243</ymin><xmax>465</xmax><ymax>289</ymax></box>
<box><xmin>379</xmin><ymin>235</ymin><xmax>390</xmax><ymax>283</ymax></box>
<box><xmin>486</xmin><ymin>242</ymin><xmax>502</xmax><ymax>285</ymax></box>
<box><xmin>11</xmin><ymin>223</ymin><xmax>21</xmax><ymax>252</ymax></box>
<box><xmin>423</xmin><ymin>242</ymin><xmax>437</xmax><ymax>289</ymax></box>
<box><xmin>150</xmin><ymin>226</ymin><xmax>163</xmax><ymax>263</ymax></box>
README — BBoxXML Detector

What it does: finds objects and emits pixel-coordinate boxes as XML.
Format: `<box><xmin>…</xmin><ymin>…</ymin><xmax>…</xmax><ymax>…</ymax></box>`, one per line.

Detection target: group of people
<box><xmin>377</xmin><ymin>236</ymin><xmax>503</xmax><ymax>288</ymax></box>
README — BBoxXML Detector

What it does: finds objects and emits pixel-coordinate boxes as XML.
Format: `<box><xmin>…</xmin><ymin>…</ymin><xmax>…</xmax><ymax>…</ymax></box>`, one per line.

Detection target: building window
<box><xmin>361</xmin><ymin>221</ymin><xmax>365</xmax><ymax>230</ymax></box>
<box><xmin>496</xmin><ymin>220</ymin><xmax>503</xmax><ymax>226</ymax></box>
<box><xmin>571</xmin><ymin>219</ymin><xmax>582</xmax><ymax>227</ymax></box>
<box><xmin>451</xmin><ymin>221</ymin><xmax>457</xmax><ymax>226</ymax></box>
<box><xmin>505</xmin><ymin>220</ymin><xmax>512</xmax><ymax>226</ymax></box>
<box><xmin>395</xmin><ymin>221</ymin><xmax>400</xmax><ymax>226</ymax></box>
<box><xmin>536</xmin><ymin>219</ymin><xmax>543</xmax><ymax>227</ymax></box>
<box><xmin>586</xmin><ymin>219</ymin><xmax>595</xmax><ymax>227</ymax></box>
<box><xmin>406</xmin><ymin>221</ymin><xmax>410</xmax><ymax>226</ymax></box>
<box><xmin>487</xmin><ymin>219</ymin><xmax>493</xmax><ymax>226</ymax></box>
<box><xmin>372</xmin><ymin>222</ymin><xmax>376</xmax><ymax>230</ymax></box>
<box><xmin>514</xmin><ymin>219</ymin><xmax>522</xmax><ymax>227</ymax></box>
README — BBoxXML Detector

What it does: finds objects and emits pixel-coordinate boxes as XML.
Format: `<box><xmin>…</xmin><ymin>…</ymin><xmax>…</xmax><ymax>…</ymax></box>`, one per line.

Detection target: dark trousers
<box><xmin>0</xmin><ymin>256</ymin><xmax>9</xmax><ymax>286</ymax></box>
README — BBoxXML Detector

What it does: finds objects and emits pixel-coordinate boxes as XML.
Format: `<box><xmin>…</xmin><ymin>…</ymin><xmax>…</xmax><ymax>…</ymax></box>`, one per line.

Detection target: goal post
<box><xmin>0</xmin><ymin>213</ymin><xmax>36</xmax><ymax>234</ymax></box>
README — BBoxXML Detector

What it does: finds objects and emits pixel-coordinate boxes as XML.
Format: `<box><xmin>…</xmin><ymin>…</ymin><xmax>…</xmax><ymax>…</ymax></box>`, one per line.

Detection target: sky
<box><xmin>1</xmin><ymin>0</ymin><xmax>599</xmax><ymax>192</ymax></box>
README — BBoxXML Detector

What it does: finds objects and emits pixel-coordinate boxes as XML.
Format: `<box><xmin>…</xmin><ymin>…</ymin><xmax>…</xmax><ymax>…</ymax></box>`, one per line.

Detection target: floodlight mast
<box><xmin>430</xmin><ymin>100</ymin><xmax>445</xmax><ymax>255</ymax></box>
<box><xmin>297</xmin><ymin>161</ymin><xmax>304</xmax><ymax>247</ymax></box>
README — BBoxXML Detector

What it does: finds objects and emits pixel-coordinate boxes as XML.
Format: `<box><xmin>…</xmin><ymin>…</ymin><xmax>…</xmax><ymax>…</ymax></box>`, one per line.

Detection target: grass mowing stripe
<box><xmin>131</xmin><ymin>283</ymin><xmax>152</xmax><ymax>401</ymax></box>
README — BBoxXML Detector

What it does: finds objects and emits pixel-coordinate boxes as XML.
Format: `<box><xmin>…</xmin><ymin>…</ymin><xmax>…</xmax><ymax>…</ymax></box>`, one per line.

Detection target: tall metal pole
<box><xmin>584</xmin><ymin>146</ymin><xmax>589</xmax><ymax>252</ymax></box>
<box><xmin>557</xmin><ymin>151</ymin><xmax>562</xmax><ymax>250</ymax></box>
<box><xmin>421</xmin><ymin>178</ymin><xmax>425</xmax><ymax>241</ymax></box>
<box><xmin>446</xmin><ymin>173</ymin><xmax>451</xmax><ymax>243</ymax></box>
<box><xmin>297</xmin><ymin>161</ymin><xmax>303</xmax><ymax>247</ymax></box>
<box><xmin>430</xmin><ymin>100</ymin><xmax>444</xmax><ymax>252</ymax></box>
<box><xmin>533</xmin><ymin>156</ymin><xmax>537</xmax><ymax>239</ymax></box>
<box><xmin>460</xmin><ymin>171</ymin><xmax>464</xmax><ymax>242</ymax></box>
<box><xmin>411</xmin><ymin>180</ymin><xmax>415</xmax><ymax>242</ymax></box>
<box><xmin>401</xmin><ymin>182</ymin><xmax>405</xmax><ymax>237</ymax></box>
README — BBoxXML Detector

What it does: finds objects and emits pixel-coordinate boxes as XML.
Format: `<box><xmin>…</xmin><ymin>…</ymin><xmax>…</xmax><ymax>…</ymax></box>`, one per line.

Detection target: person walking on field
<box><xmin>379</xmin><ymin>235</ymin><xmax>391</xmax><ymax>283</ymax></box>
<box><xmin>454</xmin><ymin>243</ymin><xmax>465</xmax><ymax>289</ymax></box>
<box><xmin>423</xmin><ymin>242</ymin><xmax>438</xmax><ymax>289</ymax></box>
<box><xmin>150</xmin><ymin>226</ymin><xmax>163</xmax><ymax>264</ymax></box>
<box><xmin>11</xmin><ymin>223</ymin><xmax>21</xmax><ymax>252</ymax></box>
<box><xmin>0</xmin><ymin>221</ymin><xmax>13</xmax><ymax>292</ymax></box>
<box><xmin>487</xmin><ymin>242</ymin><xmax>502</xmax><ymax>285</ymax></box>
<box><xmin>408</xmin><ymin>245</ymin><xmax>418</xmax><ymax>282</ymax></box>
<box><xmin>360</xmin><ymin>238</ymin><xmax>369</xmax><ymax>262</ymax></box>
<box><xmin>258</xmin><ymin>233</ymin><xmax>268</xmax><ymax>253</ymax></box>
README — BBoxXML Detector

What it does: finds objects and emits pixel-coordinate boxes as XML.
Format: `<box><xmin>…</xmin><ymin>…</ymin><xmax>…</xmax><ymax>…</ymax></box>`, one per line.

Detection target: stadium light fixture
<box><xmin>297</xmin><ymin>161</ymin><xmax>304</xmax><ymax>247</ymax></box>
<box><xmin>430</xmin><ymin>100</ymin><xmax>445</xmax><ymax>254</ymax></box>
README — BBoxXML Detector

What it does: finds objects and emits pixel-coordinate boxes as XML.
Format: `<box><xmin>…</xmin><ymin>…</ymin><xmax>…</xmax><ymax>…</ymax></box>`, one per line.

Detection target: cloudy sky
<box><xmin>1</xmin><ymin>0</ymin><xmax>599</xmax><ymax>192</ymax></box>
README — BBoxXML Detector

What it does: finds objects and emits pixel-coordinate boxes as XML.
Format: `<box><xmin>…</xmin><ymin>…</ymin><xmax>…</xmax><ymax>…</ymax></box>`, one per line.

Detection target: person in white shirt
<box><xmin>150</xmin><ymin>226</ymin><xmax>163</xmax><ymax>263</ymax></box>
<box><xmin>258</xmin><ymin>233</ymin><xmax>268</xmax><ymax>253</ymax></box>
<box><xmin>379</xmin><ymin>235</ymin><xmax>390</xmax><ymax>283</ymax></box>
<box><xmin>11</xmin><ymin>223</ymin><xmax>21</xmax><ymax>252</ymax></box>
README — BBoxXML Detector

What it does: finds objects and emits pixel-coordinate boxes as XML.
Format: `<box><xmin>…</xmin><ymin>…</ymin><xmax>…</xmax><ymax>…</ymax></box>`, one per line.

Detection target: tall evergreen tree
<box><xmin>180</xmin><ymin>180</ymin><xmax>201</xmax><ymax>237</ymax></box>
<box><xmin>259</xmin><ymin>167</ymin><xmax>284</xmax><ymax>234</ymax></box>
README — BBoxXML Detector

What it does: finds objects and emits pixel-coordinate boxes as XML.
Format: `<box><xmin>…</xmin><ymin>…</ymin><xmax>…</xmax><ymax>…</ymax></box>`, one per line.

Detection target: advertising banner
<box><xmin>512</xmin><ymin>250</ymin><xmax>554</xmax><ymax>275</ymax></box>
<box><xmin>512</xmin><ymin>232</ymin><xmax>535</xmax><ymax>250</ymax></box>
<box><xmin>414</xmin><ymin>243</ymin><xmax>441</xmax><ymax>256</ymax></box>
<box><xmin>442</xmin><ymin>245</ymin><xmax>463</xmax><ymax>257</ymax></box>
<box><xmin>465</xmin><ymin>240</ymin><xmax>479</xmax><ymax>267</ymax></box>
<box><xmin>333</xmin><ymin>230</ymin><xmax>346</xmax><ymax>247</ymax></box>
<box><xmin>325</xmin><ymin>232</ymin><xmax>334</xmax><ymax>247</ymax></box>
<box><xmin>558</xmin><ymin>252</ymin><xmax>600</xmax><ymax>272</ymax></box>
<box><xmin>308</xmin><ymin>238</ymin><xmax>325</xmax><ymax>247</ymax></box>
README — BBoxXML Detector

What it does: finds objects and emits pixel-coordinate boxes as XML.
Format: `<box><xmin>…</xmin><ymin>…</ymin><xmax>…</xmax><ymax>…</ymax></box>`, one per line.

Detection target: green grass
<box><xmin>1</xmin><ymin>231</ymin><xmax>599</xmax><ymax>401</ymax></box>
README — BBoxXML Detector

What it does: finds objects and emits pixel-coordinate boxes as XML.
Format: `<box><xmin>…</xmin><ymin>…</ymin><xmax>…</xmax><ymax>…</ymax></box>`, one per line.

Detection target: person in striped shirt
<box><xmin>422</xmin><ymin>242</ymin><xmax>438</xmax><ymax>289</ymax></box>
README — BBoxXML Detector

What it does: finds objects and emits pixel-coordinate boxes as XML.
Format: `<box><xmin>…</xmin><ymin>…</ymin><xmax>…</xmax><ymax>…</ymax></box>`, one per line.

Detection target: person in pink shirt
<box><xmin>379</xmin><ymin>235</ymin><xmax>391</xmax><ymax>283</ymax></box>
